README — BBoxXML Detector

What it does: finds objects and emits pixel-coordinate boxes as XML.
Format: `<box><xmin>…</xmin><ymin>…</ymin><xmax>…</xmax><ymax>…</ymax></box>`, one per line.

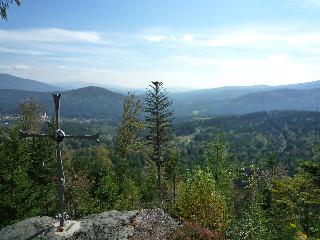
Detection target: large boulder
<box><xmin>0</xmin><ymin>216</ymin><xmax>56</xmax><ymax>240</ymax></box>
<box><xmin>131</xmin><ymin>208</ymin><xmax>180</xmax><ymax>240</ymax></box>
<box><xmin>0</xmin><ymin>208</ymin><xmax>180</xmax><ymax>240</ymax></box>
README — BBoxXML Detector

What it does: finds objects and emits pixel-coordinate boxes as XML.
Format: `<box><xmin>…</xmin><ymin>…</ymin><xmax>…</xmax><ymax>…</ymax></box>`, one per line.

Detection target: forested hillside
<box><xmin>1</xmin><ymin>93</ymin><xmax>320</xmax><ymax>239</ymax></box>
<box><xmin>176</xmin><ymin>110</ymin><xmax>320</xmax><ymax>173</ymax></box>
<box><xmin>173</xmin><ymin>88</ymin><xmax>320</xmax><ymax>117</ymax></box>
<box><xmin>3</xmin><ymin>0</ymin><xmax>320</xmax><ymax>239</ymax></box>
<box><xmin>0</xmin><ymin>87</ymin><xmax>125</xmax><ymax>121</ymax></box>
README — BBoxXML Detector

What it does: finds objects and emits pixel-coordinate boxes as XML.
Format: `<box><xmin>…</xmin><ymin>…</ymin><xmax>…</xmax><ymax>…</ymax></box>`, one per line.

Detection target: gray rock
<box><xmin>0</xmin><ymin>209</ymin><xmax>179</xmax><ymax>240</ymax></box>
<box><xmin>0</xmin><ymin>216</ymin><xmax>56</xmax><ymax>240</ymax></box>
<box><xmin>37</xmin><ymin>210</ymin><xmax>139</xmax><ymax>240</ymax></box>
<box><xmin>56</xmin><ymin>210</ymin><xmax>139</xmax><ymax>240</ymax></box>
<box><xmin>131</xmin><ymin>208</ymin><xmax>180</xmax><ymax>240</ymax></box>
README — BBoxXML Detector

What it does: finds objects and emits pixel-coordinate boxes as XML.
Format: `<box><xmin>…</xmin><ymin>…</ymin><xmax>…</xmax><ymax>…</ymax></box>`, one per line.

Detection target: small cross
<box><xmin>19</xmin><ymin>93</ymin><xmax>99</xmax><ymax>229</ymax></box>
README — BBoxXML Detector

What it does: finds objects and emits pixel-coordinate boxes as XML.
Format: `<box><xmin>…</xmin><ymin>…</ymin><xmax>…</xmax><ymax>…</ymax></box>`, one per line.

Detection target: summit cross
<box><xmin>19</xmin><ymin>93</ymin><xmax>99</xmax><ymax>229</ymax></box>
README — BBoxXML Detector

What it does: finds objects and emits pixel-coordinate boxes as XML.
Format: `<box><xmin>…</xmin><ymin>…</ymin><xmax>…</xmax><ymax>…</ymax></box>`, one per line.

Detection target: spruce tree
<box><xmin>144</xmin><ymin>81</ymin><xmax>173</xmax><ymax>198</ymax></box>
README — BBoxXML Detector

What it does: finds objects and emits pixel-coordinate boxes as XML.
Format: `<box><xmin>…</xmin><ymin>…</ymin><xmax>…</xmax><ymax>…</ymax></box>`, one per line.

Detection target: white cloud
<box><xmin>144</xmin><ymin>35</ymin><xmax>168</xmax><ymax>42</ymax></box>
<box><xmin>0</xmin><ymin>46</ymin><xmax>52</xmax><ymax>56</ymax></box>
<box><xmin>181</xmin><ymin>34</ymin><xmax>193</xmax><ymax>43</ymax></box>
<box><xmin>144</xmin><ymin>33</ymin><xmax>194</xmax><ymax>43</ymax></box>
<box><xmin>184</xmin><ymin>27</ymin><xmax>320</xmax><ymax>58</ymax></box>
<box><xmin>0</xmin><ymin>64</ymin><xmax>31</xmax><ymax>70</ymax></box>
<box><xmin>285</xmin><ymin>0</ymin><xmax>320</xmax><ymax>8</ymax></box>
<box><xmin>170</xmin><ymin>53</ymin><xmax>320</xmax><ymax>87</ymax></box>
<box><xmin>141</xmin><ymin>26</ymin><xmax>320</xmax><ymax>56</ymax></box>
<box><xmin>55</xmin><ymin>65</ymin><xmax>67</xmax><ymax>69</ymax></box>
<box><xmin>0</xmin><ymin>65</ymin><xmax>10</xmax><ymax>70</ymax></box>
<box><xmin>2</xmin><ymin>24</ymin><xmax>320</xmax><ymax>88</ymax></box>
<box><xmin>13</xmin><ymin>64</ymin><xmax>31</xmax><ymax>70</ymax></box>
<box><xmin>0</xmin><ymin>28</ymin><xmax>102</xmax><ymax>43</ymax></box>
<box><xmin>215</xmin><ymin>53</ymin><xmax>315</xmax><ymax>86</ymax></box>
<box><xmin>170</xmin><ymin>55</ymin><xmax>221</xmax><ymax>66</ymax></box>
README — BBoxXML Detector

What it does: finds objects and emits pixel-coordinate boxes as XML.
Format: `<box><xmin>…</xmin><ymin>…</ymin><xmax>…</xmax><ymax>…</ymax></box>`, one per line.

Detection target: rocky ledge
<box><xmin>0</xmin><ymin>208</ymin><xmax>180</xmax><ymax>240</ymax></box>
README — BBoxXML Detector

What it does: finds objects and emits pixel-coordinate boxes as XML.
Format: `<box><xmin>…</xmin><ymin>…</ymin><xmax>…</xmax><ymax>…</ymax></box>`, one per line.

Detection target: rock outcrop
<box><xmin>0</xmin><ymin>208</ymin><xmax>180</xmax><ymax>240</ymax></box>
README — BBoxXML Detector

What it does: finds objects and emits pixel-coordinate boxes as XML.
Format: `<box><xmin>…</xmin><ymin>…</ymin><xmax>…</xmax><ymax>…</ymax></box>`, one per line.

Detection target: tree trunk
<box><xmin>173</xmin><ymin>172</ymin><xmax>176</xmax><ymax>201</ymax></box>
<box><xmin>157</xmin><ymin>160</ymin><xmax>161</xmax><ymax>199</ymax></box>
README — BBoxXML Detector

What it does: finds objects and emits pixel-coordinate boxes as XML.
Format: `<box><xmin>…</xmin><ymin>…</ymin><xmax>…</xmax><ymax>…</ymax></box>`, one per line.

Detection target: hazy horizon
<box><xmin>3</xmin><ymin>72</ymin><xmax>320</xmax><ymax>93</ymax></box>
<box><xmin>2</xmin><ymin>0</ymin><xmax>320</xmax><ymax>89</ymax></box>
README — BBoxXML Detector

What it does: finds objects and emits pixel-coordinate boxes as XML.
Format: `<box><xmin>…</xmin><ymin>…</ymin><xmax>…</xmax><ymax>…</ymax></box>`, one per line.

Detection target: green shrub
<box><xmin>175</xmin><ymin>168</ymin><xmax>228</xmax><ymax>232</ymax></box>
<box><xmin>173</xmin><ymin>221</ymin><xmax>224</xmax><ymax>240</ymax></box>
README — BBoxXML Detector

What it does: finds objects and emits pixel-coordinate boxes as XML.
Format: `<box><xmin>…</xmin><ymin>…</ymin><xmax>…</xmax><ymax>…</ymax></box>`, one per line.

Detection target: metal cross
<box><xmin>19</xmin><ymin>93</ymin><xmax>99</xmax><ymax>229</ymax></box>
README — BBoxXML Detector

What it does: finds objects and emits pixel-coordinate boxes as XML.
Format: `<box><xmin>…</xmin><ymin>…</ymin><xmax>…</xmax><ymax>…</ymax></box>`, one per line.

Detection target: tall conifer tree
<box><xmin>144</xmin><ymin>81</ymin><xmax>173</xmax><ymax>198</ymax></box>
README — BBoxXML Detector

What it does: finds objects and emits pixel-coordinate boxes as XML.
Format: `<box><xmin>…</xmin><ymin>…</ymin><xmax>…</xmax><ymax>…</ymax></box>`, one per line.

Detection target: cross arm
<box><xmin>64</xmin><ymin>133</ymin><xmax>100</xmax><ymax>142</ymax></box>
<box><xmin>19</xmin><ymin>130</ymin><xmax>49</xmax><ymax>139</ymax></box>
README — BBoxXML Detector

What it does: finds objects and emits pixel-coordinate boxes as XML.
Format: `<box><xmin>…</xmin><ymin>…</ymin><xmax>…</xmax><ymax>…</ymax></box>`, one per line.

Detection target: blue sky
<box><xmin>1</xmin><ymin>0</ymin><xmax>320</xmax><ymax>89</ymax></box>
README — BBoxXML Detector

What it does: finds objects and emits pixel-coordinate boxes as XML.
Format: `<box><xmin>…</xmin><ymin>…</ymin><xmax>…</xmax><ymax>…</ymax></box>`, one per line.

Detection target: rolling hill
<box><xmin>0</xmin><ymin>86</ymin><xmax>125</xmax><ymax>121</ymax></box>
<box><xmin>2</xmin><ymin>73</ymin><xmax>320</xmax><ymax>119</ymax></box>
<box><xmin>172</xmin><ymin>88</ymin><xmax>320</xmax><ymax>117</ymax></box>
<box><xmin>0</xmin><ymin>73</ymin><xmax>62</xmax><ymax>92</ymax></box>
<box><xmin>1</xmin><ymin>86</ymin><xmax>320</xmax><ymax>120</ymax></box>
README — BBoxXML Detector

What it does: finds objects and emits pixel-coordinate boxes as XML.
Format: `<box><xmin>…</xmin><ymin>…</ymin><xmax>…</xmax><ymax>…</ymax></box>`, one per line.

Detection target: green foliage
<box><xmin>203</xmin><ymin>129</ymin><xmax>234</xmax><ymax>203</ymax></box>
<box><xmin>113</xmin><ymin>93</ymin><xmax>144</xmax><ymax>210</ymax></box>
<box><xmin>2</xmin><ymin>94</ymin><xmax>320</xmax><ymax>240</ymax></box>
<box><xmin>0</xmin><ymin>130</ymin><xmax>56</xmax><ymax>227</ymax></box>
<box><xmin>0</xmin><ymin>0</ymin><xmax>20</xmax><ymax>20</ymax></box>
<box><xmin>164</xmin><ymin>148</ymin><xmax>180</xmax><ymax>200</ymax></box>
<box><xmin>114</xmin><ymin>93</ymin><xmax>144</xmax><ymax>181</ymax></box>
<box><xmin>175</xmin><ymin>168</ymin><xmax>228</xmax><ymax>232</ymax></box>
<box><xmin>115</xmin><ymin>93</ymin><xmax>143</xmax><ymax>160</ymax></box>
<box><xmin>65</xmin><ymin>170</ymin><xmax>95</xmax><ymax>219</ymax></box>
<box><xmin>204</xmin><ymin>129</ymin><xmax>229</xmax><ymax>173</ymax></box>
<box><xmin>176</xmin><ymin>111</ymin><xmax>320</xmax><ymax>174</ymax></box>
<box><xmin>0</xmin><ymin>87</ymin><xmax>124</xmax><ymax>120</ymax></box>
<box><xmin>269</xmin><ymin>161</ymin><xmax>320</xmax><ymax>239</ymax></box>
<box><xmin>173</xmin><ymin>221</ymin><xmax>224</xmax><ymax>240</ymax></box>
<box><xmin>19</xmin><ymin>98</ymin><xmax>43</xmax><ymax>132</ymax></box>
<box><xmin>115</xmin><ymin>177</ymin><xmax>140</xmax><ymax>210</ymax></box>
<box><xmin>226</xmin><ymin>202</ymin><xmax>270</xmax><ymax>240</ymax></box>
<box><xmin>139</xmin><ymin>158</ymin><xmax>158</xmax><ymax>204</ymax></box>
<box><xmin>144</xmin><ymin>81</ymin><xmax>174</xmax><ymax>197</ymax></box>
<box><xmin>98</xmin><ymin>171</ymin><xmax>119</xmax><ymax>210</ymax></box>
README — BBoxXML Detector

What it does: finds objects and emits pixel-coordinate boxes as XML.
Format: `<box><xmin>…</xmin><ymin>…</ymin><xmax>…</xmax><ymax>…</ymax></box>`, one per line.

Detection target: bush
<box><xmin>173</xmin><ymin>221</ymin><xmax>224</xmax><ymax>240</ymax></box>
<box><xmin>175</xmin><ymin>168</ymin><xmax>228</xmax><ymax>232</ymax></box>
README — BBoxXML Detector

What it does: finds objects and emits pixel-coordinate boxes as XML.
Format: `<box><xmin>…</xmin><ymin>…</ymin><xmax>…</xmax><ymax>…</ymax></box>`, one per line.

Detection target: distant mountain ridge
<box><xmin>0</xmin><ymin>73</ymin><xmax>62</xmax><ymax>92</ymax></box>
<box><xmin>1</xmin><ymin>73</ymin><xmax>320</xmax><ymax>119</ymax></box>
<box><xmin>172</xmin><ymin>80</ymin><xmax>320</xmax><ymax>102</ymax></box>
<box><xmin>172</xmin><ymin>87</ymin><xmax>320</xmax><ymax>117</ymax></box>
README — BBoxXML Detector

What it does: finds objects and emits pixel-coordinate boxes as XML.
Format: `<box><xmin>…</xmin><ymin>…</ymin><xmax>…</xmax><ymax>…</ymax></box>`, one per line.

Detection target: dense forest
<box><xmin>1</xmin><ymin>86</ymin><xmax>320</xmax><ymax>239</ymax></box>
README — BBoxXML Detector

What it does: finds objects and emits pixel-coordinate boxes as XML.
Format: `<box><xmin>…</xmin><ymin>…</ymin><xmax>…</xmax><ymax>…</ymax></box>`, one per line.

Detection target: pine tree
<box><xmin>115</xmin><ymin>93</ymin><xmax>144</xmax><ymax>178</ymax></box>
<box><xmin>114</xmin><ymin>93</ymin><xmax>144</xmax><ymax>209</ymax></box>
<box><xmin>144</xmin><ymin>81</ymin><xmax>173</xmax><ymax>198</ymax></box>
<box><xmin>165</xmin><ymin>148</ymin><xmax>180</xmax><ymax>200</ymax></box>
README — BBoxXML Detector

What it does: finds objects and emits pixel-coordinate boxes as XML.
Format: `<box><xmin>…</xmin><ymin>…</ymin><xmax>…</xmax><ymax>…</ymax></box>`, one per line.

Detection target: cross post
<box><xmin>20</xmin><ymin>93</ymin><xmax>99</xmax><ymax>230</ymax></box>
